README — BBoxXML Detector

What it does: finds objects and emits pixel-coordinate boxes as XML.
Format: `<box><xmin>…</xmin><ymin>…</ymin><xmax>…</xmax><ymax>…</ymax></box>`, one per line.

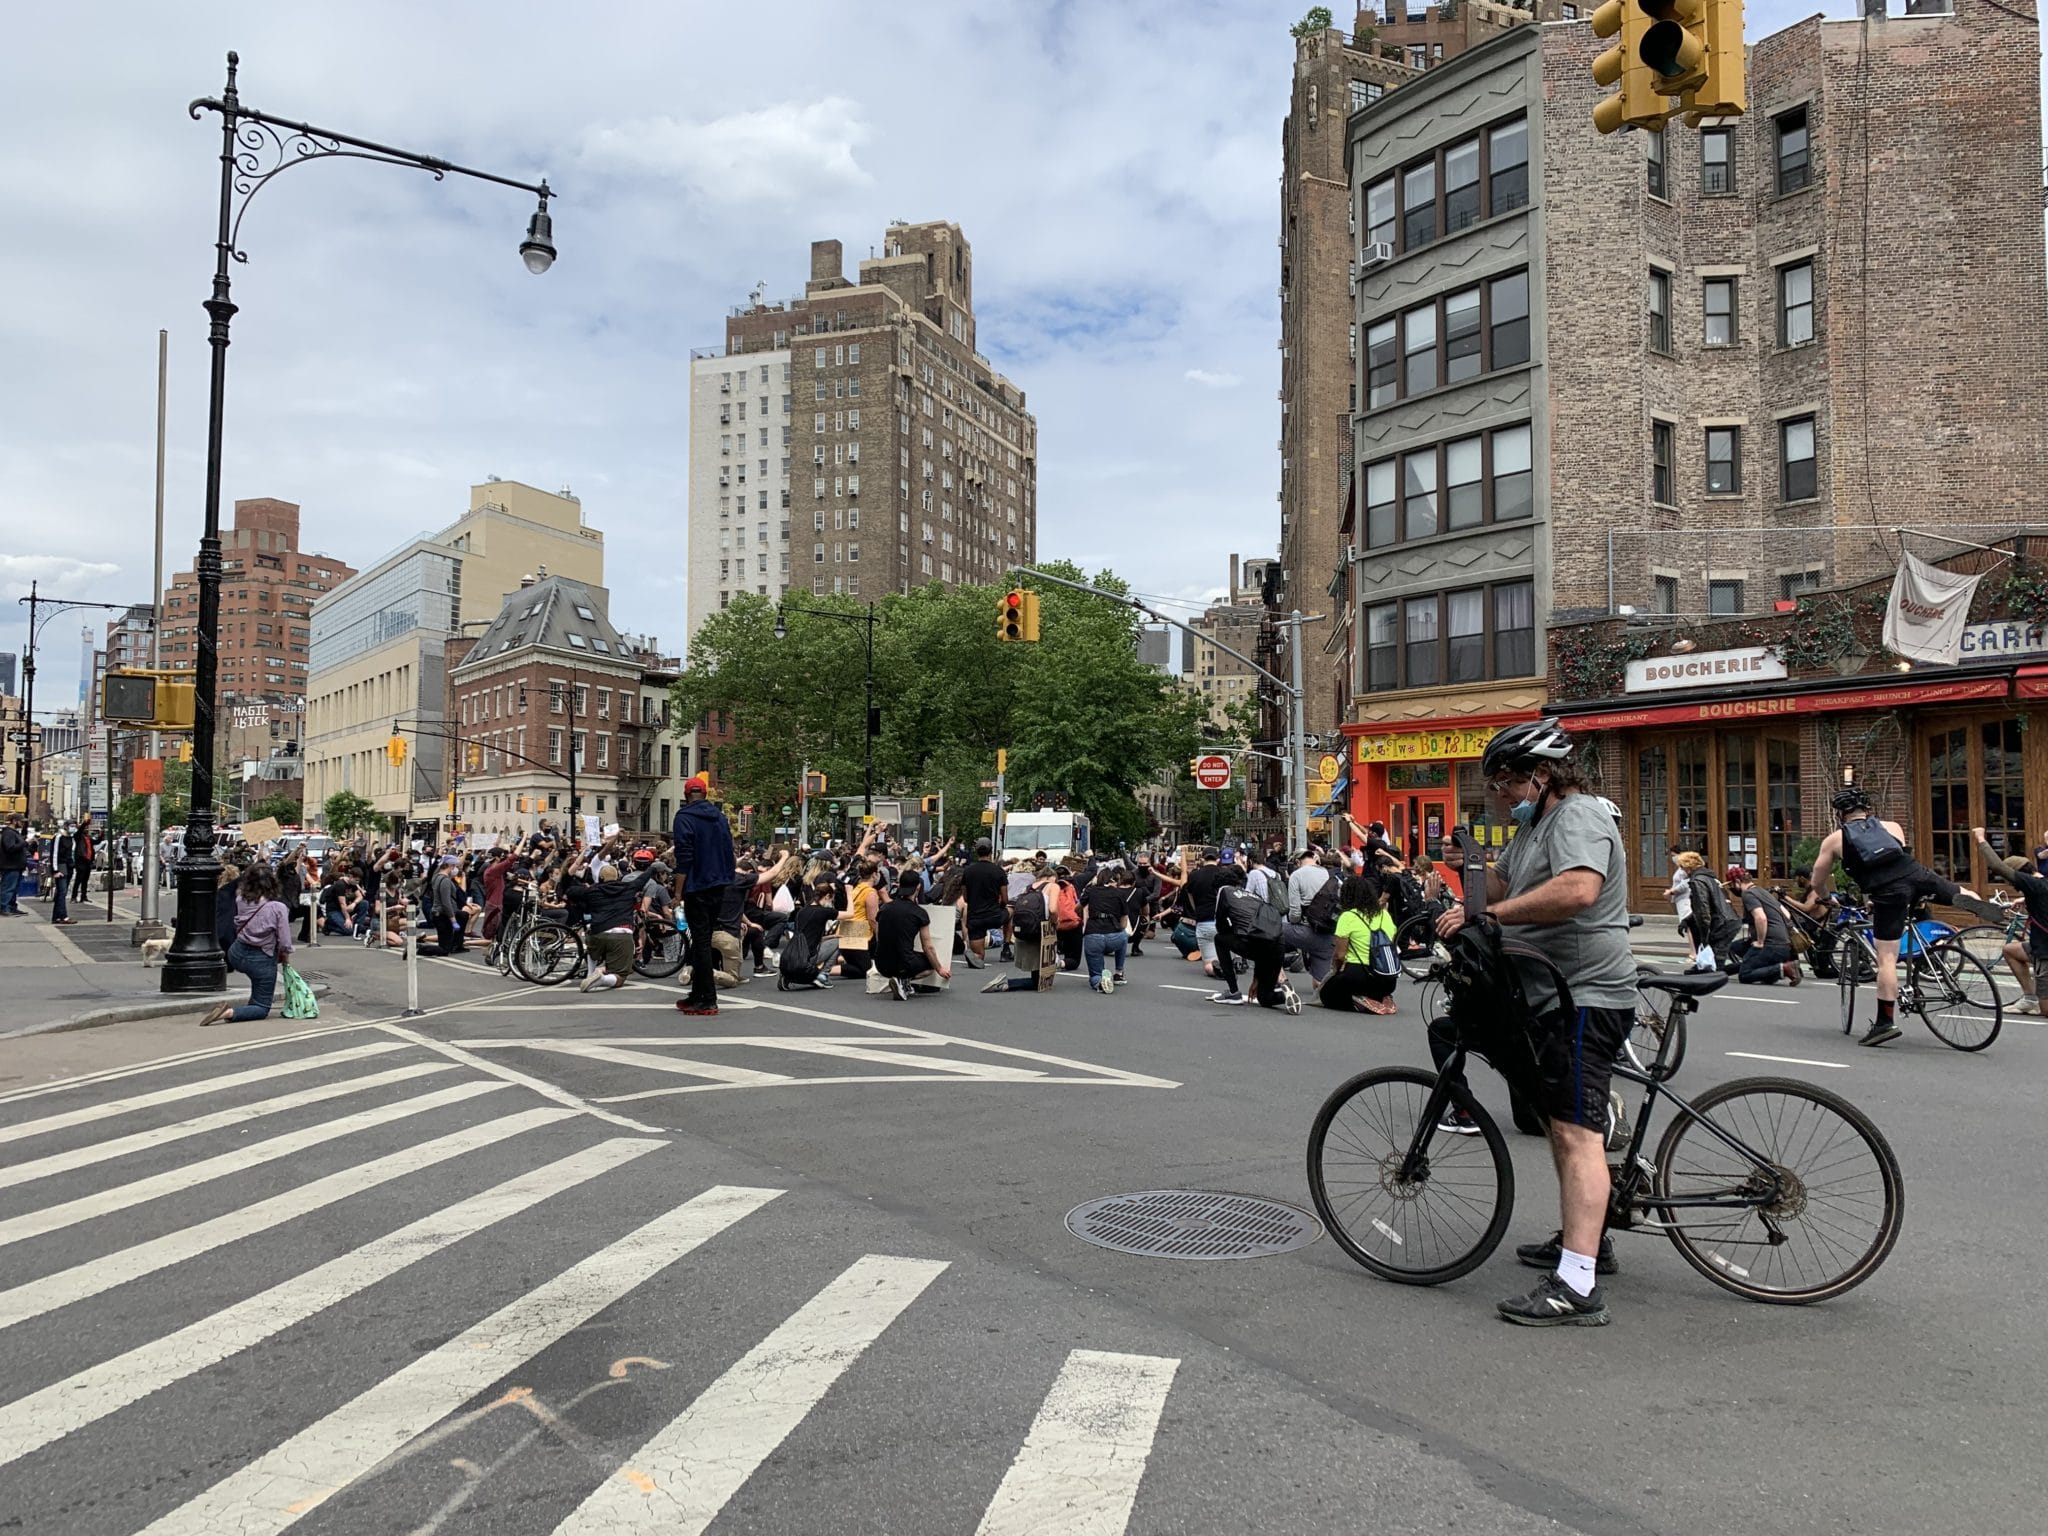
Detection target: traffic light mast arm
<box><xmin>389</xmin><ymin>717</ymin><xmax>582</xmax><ymax>787</ymax></box>
<box><xmin>1004</xmin><ymin>564</ymin><xmax>1301</xmax><ymax>700</ymax></box>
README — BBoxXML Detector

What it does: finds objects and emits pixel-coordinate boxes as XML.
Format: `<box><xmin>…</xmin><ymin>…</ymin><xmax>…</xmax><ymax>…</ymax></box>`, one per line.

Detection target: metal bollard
<box><xmin>402</xmin><ymin>931</ymin><xmax>423</xmax><ymax>1017</ymax></box>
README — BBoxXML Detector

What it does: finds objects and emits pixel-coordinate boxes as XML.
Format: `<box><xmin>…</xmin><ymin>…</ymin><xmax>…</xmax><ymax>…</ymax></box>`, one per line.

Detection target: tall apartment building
<box><xmin>1351</xmin><ymin>0</ymin><xmax>1564</xmax><ymax>73</ymax></box>
<box><xmin>156</xmin><ymin>499</ymin><xmax>355</xmax><ymax>775</ymax></box>
<box><xmin>1332</xmin><ymin>1</ymin><xmax>2047</xmax><ymax>869</ymax></box>
<box><xmin>686</xmin><ymin>222</ymin><xmax>1037</xmax><ymax>643</ymax></box>
<box><xmin>304</xmin><ymin>480</ymin><xmax>605</xmax><ymax>831</ymax></box>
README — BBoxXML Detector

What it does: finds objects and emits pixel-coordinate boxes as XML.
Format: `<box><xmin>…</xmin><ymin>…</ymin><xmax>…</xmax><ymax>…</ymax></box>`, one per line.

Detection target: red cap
<box><xmin>1724</xmin><ymin>864</ymin><xmax>1746</xmax><ymax>882</ymax></box>
<box><xmin>685</xmin><ymin>775</ymin><xmax>710</xmax><ymax>794</ymax></box>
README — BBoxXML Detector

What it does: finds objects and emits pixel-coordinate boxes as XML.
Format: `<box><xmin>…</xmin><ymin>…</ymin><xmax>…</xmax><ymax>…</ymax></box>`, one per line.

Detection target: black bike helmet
<box><xmin>1480</xmin><ymin>718</ymin><xmax>1575</xmax><ymax>780</ymax></box>
<box><xmin>1831</xmin><ymin>784</ymin><xmax>1873</xmax><ymax>817</ymax></box>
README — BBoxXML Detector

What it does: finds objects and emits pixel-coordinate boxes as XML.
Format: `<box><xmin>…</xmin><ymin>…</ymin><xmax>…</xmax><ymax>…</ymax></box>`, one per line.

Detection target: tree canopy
<box><xmin>322</xmin><ymin>790</ymin><xmax>383</xmax><ymax>838</ymax></box>
<box><xmin>247</xmin><ymin>792</ymin><xmax>303</xmax><ymax>824</ymax></box>
<box><xmin>670</xmin><ymin>566</ymin><xmax>1207</xmax><ymax>849</ymax></box>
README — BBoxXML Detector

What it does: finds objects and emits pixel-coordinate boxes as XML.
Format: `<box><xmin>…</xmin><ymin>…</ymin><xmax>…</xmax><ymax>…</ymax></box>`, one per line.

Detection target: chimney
<box><xmin>1230</xmin><ymin>554</ymin><xmax>1240</xmax><ymax>596</ymax></box>
<box><xmin>810</xmin><ymin>239</ymin><xmax>844</xmax><ymax>284</ymax></box>
<box><xmin>519</xmin><ymin>573</ymin><xmax>535</xmax><ymax>588</ymax></box>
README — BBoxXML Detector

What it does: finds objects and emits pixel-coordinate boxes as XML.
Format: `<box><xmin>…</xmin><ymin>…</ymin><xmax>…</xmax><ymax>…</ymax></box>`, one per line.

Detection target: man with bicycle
<box><xmin>1435</xmin><ymin>719</ymin><xmax>1637</xmax><ymax>1326</ymax></box>
<box><xmin>1807</xmin><ymin>784</ymin><xmax>1973</xmax><ymax>1047</ymax></box>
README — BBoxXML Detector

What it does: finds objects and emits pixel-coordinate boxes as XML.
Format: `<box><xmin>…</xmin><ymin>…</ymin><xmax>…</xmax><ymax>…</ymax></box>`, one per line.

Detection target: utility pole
<box><xmin>798</xmin><ymin>760</ymin><xmax>811</xmax><ymax>849</ymax></box>
<box><xmin>136</xmin><ymin>329</ymin><xmax>170</xmax><ymax>941</ymax></box>
<box><xmin>1282</xmin><ymin>609</ymin><xmax>1310</xmax><ymax>856</ymax></box>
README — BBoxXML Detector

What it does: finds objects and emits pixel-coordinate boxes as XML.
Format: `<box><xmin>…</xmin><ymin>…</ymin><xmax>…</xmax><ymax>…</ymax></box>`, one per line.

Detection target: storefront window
<box><xmin>1926</xmin><ymin>727</ymin><xmax>1971</xmax><ymax>880</ymax></box>
<box><xmin>1983</xmin><ymin>719</ymin><xmax>2025</xmax><ymax>853</ymax></box>
<box><xmin>1676</xmin><ymin>738</ymin><xmax>1711</xmax><ymax>858</ymax></box>
<box><xmin>1723</xmin><ymin>733</ymin><xmax>1758</xmax><ymax>874</ymax></box>
<box><xmin>1637</xmin><ymin>745</ymin><xmax>1668</xmax><ymax>882</ymax></box>
<box><xmin>1767</xmin><ymin>736</ymin><xmax>1802</xmax><ymax>879</ymax></box>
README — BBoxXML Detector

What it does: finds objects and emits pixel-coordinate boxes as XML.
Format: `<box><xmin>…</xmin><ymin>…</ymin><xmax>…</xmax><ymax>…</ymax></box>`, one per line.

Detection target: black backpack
<box><xmin>1303</xmin><ymin>872</ymin><xmax>1342</xmax><ymax>936</ymax></box>
<box><xmin>1218</xmin><ymin>886</ymin><xmax>1283</xmax><ymax>943</ymax></box>
<box><xmin>1011</xmin><ymin>886</ymin><xmax>1047</xmax><ymax>943</ymax></box>
<box><xmin>778</xmin><ymin>929</ymin><xmax>819</xmax><ymax>987</ymax></box>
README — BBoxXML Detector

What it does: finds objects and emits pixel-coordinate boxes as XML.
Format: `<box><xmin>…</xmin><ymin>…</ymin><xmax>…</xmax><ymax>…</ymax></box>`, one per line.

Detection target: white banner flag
<box><xmin>1882</xmin><ymin>553</ymin><xmax>1982</xmax><ymax>666</ymax></box>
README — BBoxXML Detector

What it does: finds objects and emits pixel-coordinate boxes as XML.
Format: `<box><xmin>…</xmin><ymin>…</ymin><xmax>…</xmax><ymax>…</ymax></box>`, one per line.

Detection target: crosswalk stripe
<box><xmin>0</xmin><ymin>1041</ymin><xmax>407</xmax><ymax>1143</ymax></box>
<box><xmin>0</xmin><ymin>1024</ymin><xmax>374</xmax><ymax>1109</ymax></box>
<box><xmin>974</xmin><ymin>1349</ymin><xmax>1180</xmax><ymax>1536</ymax></box>
<box><xmin>528</xmin><ymin>1040</ymin><xmax>796</xmax><ymax>1087</ymax></box>
<box><xmin>0</xmin><ymin>1063</ymin><xmax>456</xmax><ymax>1191</ymax></box>
<box><xmin>132</xmin><ymin>1183</ymin><xmax>784</xmax><ymax>1536</ymax></box>
<box><xmin>0</xmin><ymin>1136</ymin><xmax>665</xmax><ymax>1467</ymax></box>
<box><xmin>553</xmin><ymin>1253</ymin><xmax>948</xmax><ymax>1535</ymax></box>
<box><xmin>0</xmin><ymin>1107</ymin><xmax>578</xmax><ymax>1331</ymax></box>
<box><xmin>0</xmin><ymin>1080</ymin><xmax>507</xmax><ymax>1250</ymax></box>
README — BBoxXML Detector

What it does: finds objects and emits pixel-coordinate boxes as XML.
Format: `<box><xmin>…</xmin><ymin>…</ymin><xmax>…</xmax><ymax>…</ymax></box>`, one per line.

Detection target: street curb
<box><xmin>0</xmin><ymin>981</ymin><xmax>336</xmax><ymax>1042</ymax></box>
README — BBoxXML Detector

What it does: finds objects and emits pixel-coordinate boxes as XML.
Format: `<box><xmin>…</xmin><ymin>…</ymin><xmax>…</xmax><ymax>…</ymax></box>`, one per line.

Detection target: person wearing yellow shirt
<box><xmin>1316</xmin><ymin>873</ymin><xmax>1399</xmax><ymax>1015</ymax></box>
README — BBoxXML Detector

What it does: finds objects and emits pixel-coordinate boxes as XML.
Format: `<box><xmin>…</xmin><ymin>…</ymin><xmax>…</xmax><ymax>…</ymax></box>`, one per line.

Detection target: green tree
<box><xmin>671</xmin><ymin>566</ymin><xmax>1206</xmax><ymax>847</ymax></box>
<box><xmin>1291</xmin><ymin>6</ymin><xmax>1335</xmax><ymax>38</ymax></box>
<box><xmin>322</xmin><ymin>789</ymin><xmax>382</xmax><ymax>838</ymax></box>
<box><xmin>248</xmin><ymin>792</ymin><xmax>303</xmax><ymax>824</ymax></box>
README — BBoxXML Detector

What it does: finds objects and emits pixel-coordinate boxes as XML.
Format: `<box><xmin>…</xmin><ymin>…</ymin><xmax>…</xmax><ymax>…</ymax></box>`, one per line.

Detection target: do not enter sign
<box><xmin>1193</xmin><ymin>754</ymin><xmax>1233</xmax><ymax>791</ymax></box>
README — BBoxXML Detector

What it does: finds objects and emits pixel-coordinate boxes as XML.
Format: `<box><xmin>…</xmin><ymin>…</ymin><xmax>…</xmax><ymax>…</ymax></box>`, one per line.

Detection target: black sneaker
<box><xmin>1498</xmin><ymin>1272</ymin><xmax>1609</xmax><ymax>1326</ymax></box>
<box><xmin>1000</xmin><ymin>945</ymin><xmax>1014</xmax><ymax>962</ymax></box>
<box><xmin>1515</xmin><ymin>1230</ymin><xmax>1619</xmax><ymax>1275</ymax></box>
<box><xmin>1861</xmin><ymin>1022</ymin><xmax>1903</xmax><ymax>1047</ymax></box>
<box><xmin>1437</xmin><ymin>1107</ymin><xmax>1482</xmax><ymax>1136</ymax></box>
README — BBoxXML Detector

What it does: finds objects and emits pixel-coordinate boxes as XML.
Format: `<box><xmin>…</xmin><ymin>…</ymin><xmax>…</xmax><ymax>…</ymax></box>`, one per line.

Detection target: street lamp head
<box><xmin>773</xmin><ymin>608</ymin><xmax>788</xmax><ymax>641</ymax></box>
<box><xmin>519</xmin><ymin>187</ymin><xmax>556</xmax><ymax>275</ymax></box>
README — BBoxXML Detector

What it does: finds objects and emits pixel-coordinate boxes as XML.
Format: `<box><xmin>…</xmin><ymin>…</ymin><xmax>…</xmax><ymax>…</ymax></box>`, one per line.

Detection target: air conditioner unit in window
<box><xmin>1359</xmin><ymin>241</ymin><xmax>1394</xmax><ymax>271</ymax></box>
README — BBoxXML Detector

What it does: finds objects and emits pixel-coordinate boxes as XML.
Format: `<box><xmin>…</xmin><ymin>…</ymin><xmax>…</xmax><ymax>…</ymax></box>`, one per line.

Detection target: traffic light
<box><xmin>1640</xmin><ymin>0</ymin><xmax>1707</xmax><ymax>98</ymax></box>
<box><xmin>385</xmin><ymin>735</ymin><xmax>407</xmax><ymax>767</ymax></box>
<box><xmin>1019</xmin><ymin>590</ymin><xmax>1041</xmax><ymax>643</ymax></box>
<box><xmin>998</xmin><ymin>589</ymin><xmax>1025</xmax><ymax>642</ymax></box>
<box><xmin>464</xmin><ymin>741</ymin><xmax>484</xmax><ymax>773</ymax></box>
<box><xmin>100</xmin><ymin>669</ymin><xmax>196</xmax><ymax>730</ymax></box>
<box><xmin>1590</xmin><ymin>0</ymin><xmax>1670</xmax><ymax>134</ymax></box>
<box><xmin>177</xmin><ymin>740</ymin><xmax>194</xmax><ymax>764</ymax></box>
<box><xmin>920</xmin><ymin>794</ymin><xmax>939</xmax><ymax>814</ymax></box>
<box><xmin>1681</xmin><ymin>0</ymin><xmax>1745</xmax><ymax>121</ymax></box>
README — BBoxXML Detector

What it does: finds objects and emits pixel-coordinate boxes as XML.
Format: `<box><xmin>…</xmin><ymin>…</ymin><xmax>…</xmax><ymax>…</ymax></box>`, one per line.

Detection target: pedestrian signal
<box><xmin>920</xmin><ymin>794</ymin><xmax>939</xmax><ymax>813</ymax></box>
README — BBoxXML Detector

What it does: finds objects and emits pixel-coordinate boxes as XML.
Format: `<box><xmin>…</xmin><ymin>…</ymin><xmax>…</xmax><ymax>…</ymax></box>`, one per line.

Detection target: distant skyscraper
<box><xmin>0</xmin><ymin>651</ymin><xmax>15</xmax><ymax>695</ymax></box>
<box><xmin>78</xmin><ymin>626</ymin><xmax>93</xmax><ymax>707</ymax></box>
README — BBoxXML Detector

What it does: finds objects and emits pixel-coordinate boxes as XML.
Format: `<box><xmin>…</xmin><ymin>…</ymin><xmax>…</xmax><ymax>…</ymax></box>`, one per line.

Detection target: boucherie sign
<box><xmin>1625</xmin><ymin>646</ymin><xmax>1789</xmax><ymax>695</ymax></box>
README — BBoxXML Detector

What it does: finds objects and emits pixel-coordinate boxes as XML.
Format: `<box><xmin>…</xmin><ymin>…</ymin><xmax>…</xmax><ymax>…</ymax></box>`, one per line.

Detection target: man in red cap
<box><xmin>672</xmin><ymin>774</ymin><xmax>736</xmax><ymax>1016</ymax></box>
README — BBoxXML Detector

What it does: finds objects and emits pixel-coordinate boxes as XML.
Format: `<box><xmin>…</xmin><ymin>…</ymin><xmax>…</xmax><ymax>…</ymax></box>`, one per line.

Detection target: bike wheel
<box><xmin>1391</xmin><ymin>910</ymin><xmax>1449</xmax><ymax>983</ymax></box>
<box><xmin>1306</xmin><ymin>1065</ymin><xmax>1513</xmax><ymax>1285</ymax></box>
<box><xmin>1838</xmin><ymin>958</ymin><xmax>1858</xmax><ymax>1035</ymax></box>
<box><xmin>515</xmin><ymin>922</ymin><xmax>584</xmax><ymax>986</ymax></box>
<box><xmin>1948</xmin><ymin>923</ymin><xmax>2016</xmax><ymax>975</ymax></box>
<box><xmin>1651</xmin><ymin>1075</ymin><xmax>1904</xmax><ymax>1304</ymax></box>
<box><xmin>633</xmin><ymin>922</ymin><xmax>686</xmax><ymax>978</ymax></box>
<box><xmin>1911</xmin><ymin>941</ymin><xmax>2002</xmax><ymax>1052</ymax></box>
<box><xmin>1627</xmin><ymin>1002</ymin><xmax>1686</xmax><ymax>1079</ymax></box>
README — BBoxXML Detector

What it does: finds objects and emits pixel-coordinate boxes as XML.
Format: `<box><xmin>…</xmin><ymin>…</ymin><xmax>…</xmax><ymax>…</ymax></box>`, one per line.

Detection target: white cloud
<box><xmin>0</xmin><ymin>555</ymin><xmax>124</xmax><ymax>602</ymax></box>
<box><xmin>1185</xmin><ymin>369</ymin><xmax>1242</xmax><ymax>389</ymax></box>
<box><xmin>580</xmin><ymin>98</ymin><xmax>873</xmax><ymax>205</ymax></box>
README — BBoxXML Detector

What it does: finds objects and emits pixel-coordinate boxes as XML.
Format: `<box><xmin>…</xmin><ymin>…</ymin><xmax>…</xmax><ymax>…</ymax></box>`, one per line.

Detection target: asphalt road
<box><xmin>3</xmin><ymin>932</ymin><xmax>2039</xmax><ymax>1535</ymax></box>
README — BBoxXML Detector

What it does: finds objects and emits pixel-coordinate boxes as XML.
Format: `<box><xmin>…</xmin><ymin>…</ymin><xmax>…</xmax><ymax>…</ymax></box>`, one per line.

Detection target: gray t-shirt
<box><xmin>1493</xmin><ymin>792</ymin><xmax>1637</xmax><ymax>1012</ymax></box>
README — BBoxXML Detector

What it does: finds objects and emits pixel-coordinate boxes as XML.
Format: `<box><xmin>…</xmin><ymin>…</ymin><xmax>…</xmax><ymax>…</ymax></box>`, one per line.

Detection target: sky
<box><xmin>1</xmin><ymin>0</ymin><xmax>2030</xmax><ymax>707</ymax></box>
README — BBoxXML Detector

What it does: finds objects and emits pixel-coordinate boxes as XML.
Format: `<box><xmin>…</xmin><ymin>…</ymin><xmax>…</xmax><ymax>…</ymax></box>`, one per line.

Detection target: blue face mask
<box><xmin>1509</xmin><ymin>799</ymin><xmax>1537</xmax><ymax>827</ymax></box>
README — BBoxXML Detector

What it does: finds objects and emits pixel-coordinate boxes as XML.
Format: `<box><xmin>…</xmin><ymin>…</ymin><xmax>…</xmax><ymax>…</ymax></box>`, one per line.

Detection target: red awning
<box><xmin>2017</xmin><ymin>664</ymin><xmax>2048</xmax><ymax>699</ymax></box>
<box><xmin>1558</xmin><ymin>675</ymin><xmax>2009</xmax><ymax>733</ymax></box>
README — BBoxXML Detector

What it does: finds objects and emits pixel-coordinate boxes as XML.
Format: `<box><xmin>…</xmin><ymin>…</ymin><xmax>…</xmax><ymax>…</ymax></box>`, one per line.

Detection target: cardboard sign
<box><xmin>241</xmin><ymin>817</ymin><xmax>282</xmax><ymax>845</ymax></box>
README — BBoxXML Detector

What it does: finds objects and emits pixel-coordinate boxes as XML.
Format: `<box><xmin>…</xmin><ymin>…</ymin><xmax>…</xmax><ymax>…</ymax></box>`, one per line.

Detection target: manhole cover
<box><xmin>1064</xmin><ymin>1189</ymin><xmax>1323</xmax><ymax>1260</ymax></box>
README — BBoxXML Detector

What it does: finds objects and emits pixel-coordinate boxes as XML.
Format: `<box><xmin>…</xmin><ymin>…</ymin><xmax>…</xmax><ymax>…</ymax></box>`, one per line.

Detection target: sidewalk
<box><xmin>0</xmin><ymin>894</ymin><xmax>225</xmax><ymax>1039</ymax></box>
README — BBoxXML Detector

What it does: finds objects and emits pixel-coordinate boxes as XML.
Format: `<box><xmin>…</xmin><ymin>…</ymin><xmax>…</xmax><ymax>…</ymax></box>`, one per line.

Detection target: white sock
<box><xmin>1556</xmin><ymin>1248</ymin><xmax>1598</xmax><ymax>1297</ymax></box>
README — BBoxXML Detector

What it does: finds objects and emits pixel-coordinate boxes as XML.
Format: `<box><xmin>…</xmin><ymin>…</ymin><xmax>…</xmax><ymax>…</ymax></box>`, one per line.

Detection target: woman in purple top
<box><xmin>201</xmin><ymin>863</ymin><xmax>294</xmax><ymax>1026</ymax></box>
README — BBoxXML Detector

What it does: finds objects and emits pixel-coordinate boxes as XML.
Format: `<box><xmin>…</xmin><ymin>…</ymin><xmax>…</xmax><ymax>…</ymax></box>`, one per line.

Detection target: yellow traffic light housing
<box><xmin>1682</xmin><ymin>0</ymin><xmax>1746</xmax><ymax>121</ymax></box>
<box><xmin>920</xmin><ymin>794</ymin><xmax>940</xmax><ymax>814</ymax></box>
<box><xmin>385</xmin><ymin>735</ymin><xmax>407</xmax><ymax>767</ymax></box>
<box><xmin>999</xmin><ymin>589</ymin><xmax>1024</xmax><ymax>642</ymax></box>
<box><xmin>177</xmin><ymin>740</ymin><xmax>194</xmax><ymax>764</ymax></box>
<box><xmin>101</xmin><ymin>669</ymin><xmax>197</xmax><ymax>730</ymax></box>
<box><xmin>1019</xmin><ymin>591</ymin><xmax>1041</xmax><ymax>643</ymax></box>
<box><xmin>1641</xmin><ymin>0</ymin><xmax>1708</xmax><ymax>97</ymax></box>
<box><xmin>1590</xmin><ymin>0</ymin><xmax>1670</xmax><ymax>135</ymax></box>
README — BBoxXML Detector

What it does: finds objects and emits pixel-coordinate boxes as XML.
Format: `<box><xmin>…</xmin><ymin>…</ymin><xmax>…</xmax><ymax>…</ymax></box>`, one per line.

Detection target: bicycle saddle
<box><xmin>1638</xmin><ymin>969</ymin><xmax>1729</xmax><ymax>996</ymax></box>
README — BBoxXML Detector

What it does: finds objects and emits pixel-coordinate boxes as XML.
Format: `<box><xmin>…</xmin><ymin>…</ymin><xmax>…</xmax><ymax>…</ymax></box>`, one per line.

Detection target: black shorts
<box><xmin>967</xmin><ymin>907</ymin><xmax>1006</xmax><ymax>938</ymax></box>
<box><xmin>1866</xmin><ymin>870</ymin><xmax>1959</xmax><ymax>942</ymax></box>
<box><xmin>1532</xmin><ymin>1005</ymin><xmax>1634</xmax><ymax>1133</ymax></box>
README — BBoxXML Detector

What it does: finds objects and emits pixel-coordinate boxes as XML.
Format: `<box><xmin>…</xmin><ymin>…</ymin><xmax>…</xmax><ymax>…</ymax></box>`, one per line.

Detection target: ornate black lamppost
<box><xmin>163</xmin><ymin>52</ymin><xmax>557</xmax><ymax>993</ymax></box>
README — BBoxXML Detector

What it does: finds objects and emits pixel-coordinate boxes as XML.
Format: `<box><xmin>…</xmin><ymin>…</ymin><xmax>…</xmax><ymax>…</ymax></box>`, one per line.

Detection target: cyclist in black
<box><xmin>1972</xmin><ymin>825</ymin><xmax>2048</xmax><ymax>1017</ymax></box>
<box><xmin>1807</xmin><ymin>784</ymin><xmax>1975</xmax><ymax>1046</ymax></box>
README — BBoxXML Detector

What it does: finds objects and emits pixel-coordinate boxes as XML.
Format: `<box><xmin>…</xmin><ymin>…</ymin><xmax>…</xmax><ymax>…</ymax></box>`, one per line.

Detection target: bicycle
<box><xmin>632</xmin><ymin>911</ymin><xmax>687</xmax><ymax>978</ymax></box>
<box><xmin>1306</xmin><ymin>965</ymin><xmax>1905</xmax><ymax>1302</ymax></box>
<box><xmin>1826</xmin><ymin>898</ymin><xmax>2002</xmax><ymax>1051</ymax></box>
<box><xmin>490</xmin><ymin>903</ymin><xmax>585</xmax><ymax>987</ymax></box>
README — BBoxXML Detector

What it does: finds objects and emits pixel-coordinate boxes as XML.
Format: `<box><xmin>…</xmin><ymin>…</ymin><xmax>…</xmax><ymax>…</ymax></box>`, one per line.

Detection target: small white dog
<box><xmin>141</xmin><ymin>937</ymin><xmax>173</xmax><ymax>967</ymax></box>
